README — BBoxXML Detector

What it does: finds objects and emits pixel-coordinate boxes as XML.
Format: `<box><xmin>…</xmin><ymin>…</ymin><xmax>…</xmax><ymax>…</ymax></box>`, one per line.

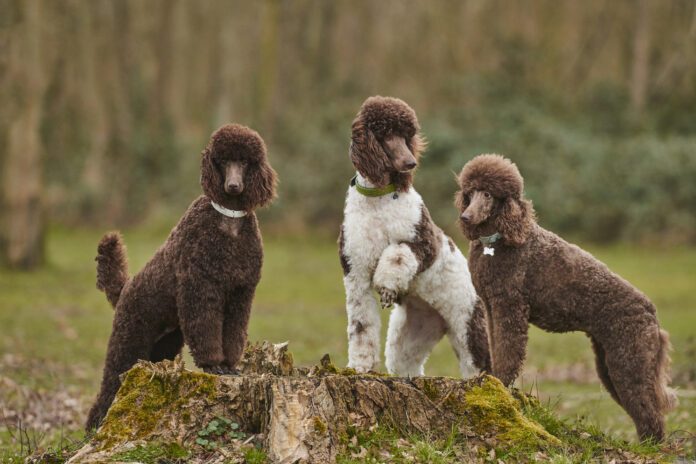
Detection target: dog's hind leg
<box><xmin>590</xmin><ymin>336</ymin><xmax>621</xmax><ymax>406</ymax></box>
<box><xmin>603</xmin><ymin>323</ymin><xmax>667</xmax><ymax>441</ymax></box>
<box><xmin>86</xmin><ymin>311</ymin><xmax>158</xmax><ymax>431</ymax></box>
<box><xmin>385</xmin><ymin>296</ymin><xmax>447</xmax><ymax>376</ymax></box>
<box><xmin>150</xmin><ymin>328</ymin><xmax>184</xmax><ymax>363</ymax></box>
<box><xmin>418</xmin><ymin>281</ymin><xmax>481</xmax><ymax>378</ymax></box>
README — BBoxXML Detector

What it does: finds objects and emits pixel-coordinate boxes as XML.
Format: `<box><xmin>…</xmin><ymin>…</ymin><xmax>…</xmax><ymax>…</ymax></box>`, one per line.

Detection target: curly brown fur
<box><xmin>86</xmin><ymin>124</ymin><xmax>277</xmax><ymax>431</ymax></box>
<box><xmin>349</xmin><ymin>96</ymin><xmax>426</xmax><ymax>192</ymax></box>
<box><xmin>454</xmin><ymin>154</ymin><xmax>676</xmax><ymax>441</ymax></box>
<box><xmin>467</xmin><ymin>298</ymin><xmax>492</xmax><ymax>373</ymax></box>
<box><xmin>96</xmin><ymin>232</ymin><xmax>129</xmax><ymax>308</ymax></box>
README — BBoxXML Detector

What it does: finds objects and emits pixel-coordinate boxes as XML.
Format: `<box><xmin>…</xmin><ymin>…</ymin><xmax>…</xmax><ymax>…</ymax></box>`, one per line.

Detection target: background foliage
<box><xmin>2</xmin><ymin>0</ymin><xmax>696</xmax><ymax>245</ymax></box>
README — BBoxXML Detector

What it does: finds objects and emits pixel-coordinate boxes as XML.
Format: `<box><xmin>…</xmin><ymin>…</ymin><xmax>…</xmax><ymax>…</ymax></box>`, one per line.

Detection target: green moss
<box><xmin>462</xmin><ymin>376</ymin><xmax>560</xmax><ymax>452</ymax></box>
<box><xmin>95</xmin><ymin>364</ymin><xmax>218</xmax><ymax>450</ymax></box>
<box><xmin>313</xmin><ymin>416</ymin><xmax>327</xmax><ymax>435</ymax></box>
<box><xmin>316</xmin><ymin>353</ymin><xmax>389</xmax><ymax>377</ymax></box>
<box><xmin>420</xmin><ymin>378</ymin><xmax>441</xmax><ymax>401</ymax></box>
<box><xmin>339</xmin><ymin>367</ymin><xmax>358</xmax><ymax>376</ymax></box>
<box><xmin>111</xmin><ymin>442</ymin><xmax>189</xmax><ymax>463</ymax></box>
<box><xmin>244</xmin><ymin>447</ymin><xmax>268</xmax><ymax>464</ymax></box>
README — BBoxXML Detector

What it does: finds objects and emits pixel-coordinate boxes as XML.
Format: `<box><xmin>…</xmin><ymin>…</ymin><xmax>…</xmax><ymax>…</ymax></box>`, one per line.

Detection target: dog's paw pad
<box><xmin>378</xmin><ymin>287</ymin><xmax>398</xmax><ymax>309</ymax></box>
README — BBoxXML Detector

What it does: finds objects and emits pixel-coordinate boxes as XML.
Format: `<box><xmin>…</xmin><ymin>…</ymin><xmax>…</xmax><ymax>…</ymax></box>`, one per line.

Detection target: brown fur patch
<box><xmin>467</xmin><ymin>299</ymin><xmax>492</xmax><ymax>372</ymax></box>
<box><xmin>95</xmin><ymin>232</ymin><xmax>129</xmax><ymax>308</ymax></box>
<box><xmin>457</xmin><ymin>154</ymin><xmax>524</xmax><ymax>199</ymax></box>
<box><xmin>338</xmin><ymin>226</ymin><xmax>350</xmax><ymax>276</ymax></box>
<box><xmin>353</xmin><ymin>321</ymin><xmax>367</xmax><ymax>336</ymax></box>
<box><xmin>402</xmin><ymin>205</ymin><xmax>441</xmax><ymax>273</ymax></box>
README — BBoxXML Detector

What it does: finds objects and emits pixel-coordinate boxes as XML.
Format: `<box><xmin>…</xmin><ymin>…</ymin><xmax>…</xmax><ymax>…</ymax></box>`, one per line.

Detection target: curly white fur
<box><xmin>373</xmin><ymin>244</ymin><xmax>419</xmax><ymax>294</ymax></box>
<box><xmin>341</xmin><ymin>173</ymin><xmax>480</xmax><ymax>377</ymax></box>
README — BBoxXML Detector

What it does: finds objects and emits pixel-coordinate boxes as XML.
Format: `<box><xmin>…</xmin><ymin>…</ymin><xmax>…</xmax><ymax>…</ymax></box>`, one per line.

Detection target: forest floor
<box><xmin>1</xmin><ymin>226</ymin><xmax>695</xmax><ymax>462</ymax></box>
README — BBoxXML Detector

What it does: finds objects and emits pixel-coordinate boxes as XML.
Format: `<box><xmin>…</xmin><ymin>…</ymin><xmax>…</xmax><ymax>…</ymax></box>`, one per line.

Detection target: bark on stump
<box><xmin>68</xmin><ymin>342</ymin><xmax>558</xmax><ymax>463</ymax></box>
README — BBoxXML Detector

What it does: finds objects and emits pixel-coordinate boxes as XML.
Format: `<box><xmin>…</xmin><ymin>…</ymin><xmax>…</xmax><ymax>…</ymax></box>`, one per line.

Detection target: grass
<box><xmin>1</xmin><ymin>225</ymin><xmax>695</xmax><ymax>461</ymax></box>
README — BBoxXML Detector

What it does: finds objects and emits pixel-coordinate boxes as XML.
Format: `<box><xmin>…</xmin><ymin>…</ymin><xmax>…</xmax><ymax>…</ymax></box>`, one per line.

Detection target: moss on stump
<box><xmin>65</xmin><ymin>342</ymin><xmax>665</xmax><ymax>463</ymax></box>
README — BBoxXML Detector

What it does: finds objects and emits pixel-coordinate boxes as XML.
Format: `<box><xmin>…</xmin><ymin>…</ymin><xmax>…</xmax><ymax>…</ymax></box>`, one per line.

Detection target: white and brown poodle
<box><xmin>338</xmin><ymin>96</ymin><xmax>490</xmax><ymax>377</ymax></box>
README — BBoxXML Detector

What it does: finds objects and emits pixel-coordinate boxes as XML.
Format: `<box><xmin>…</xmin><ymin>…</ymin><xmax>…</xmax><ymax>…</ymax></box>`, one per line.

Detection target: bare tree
<box><xmin>630</xmin><ymin>0</ymin><xmax>651</xmax><ymax>113</ymax></box>
<box><xmin>1</xmin><ymin>0</ymin><xmax>47</xmax><ymax>269</ymax></box>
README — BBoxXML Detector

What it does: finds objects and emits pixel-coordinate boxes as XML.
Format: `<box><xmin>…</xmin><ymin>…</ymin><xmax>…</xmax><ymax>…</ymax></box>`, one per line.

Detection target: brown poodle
<box><xmin>86</xmin><ymin>124</ymin><xmax>277</xmax><ymax>430</ymax></box>
<box><xmin>454</xmin><ymin>154</ymin><xmax>676</xmax><ymax>441</ymax></box>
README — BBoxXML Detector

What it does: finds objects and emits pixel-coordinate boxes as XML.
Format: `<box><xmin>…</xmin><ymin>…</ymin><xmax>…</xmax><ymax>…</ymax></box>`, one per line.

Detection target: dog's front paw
<box><xmin>203</xmin><ymin>365</ymin><xmax>236</xmax><ymax>376</ymax></box>
<box><xmin>347</xmin><ymin>364</ymin><xmax>370</xmax><ymax>374</ymax></box>
<box><xmin>377</xmin><ymin>287</ymin><xmax>399</xmax><ymax>309</ymax></box>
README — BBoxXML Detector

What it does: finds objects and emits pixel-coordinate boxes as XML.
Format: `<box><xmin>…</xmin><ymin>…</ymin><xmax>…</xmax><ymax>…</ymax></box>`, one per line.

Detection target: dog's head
<box><xmin>349</xmin><ymin>96</ymin><xmax>426</xmax><ymax>191</ymax></box>
<box><xmin>455</xmin><ymin>154</ymin><xmax>535</xmax><ymax>246</ymax></box>
<box><xmin>201</xmin><ymin>124</ymin><xmax>277</xmax><ymax>211</ymax></box>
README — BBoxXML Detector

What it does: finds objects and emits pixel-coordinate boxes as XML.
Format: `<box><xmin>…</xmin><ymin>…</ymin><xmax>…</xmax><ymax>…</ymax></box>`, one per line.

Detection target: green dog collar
<box><xmin>478</xmin><ymin>232</ymin><xmax>501</xmax><ymax>245</ymax></box>
<box><xmin>350</xmin><ymin>175</ymin><xmax>397</xmax><ymax>197</ymax></box>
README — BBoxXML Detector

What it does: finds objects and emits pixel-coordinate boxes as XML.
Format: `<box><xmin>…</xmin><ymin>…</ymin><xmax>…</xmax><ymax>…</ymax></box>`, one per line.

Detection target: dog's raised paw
<box><xmin>378</xmin><ymin>287</ymin><xmax>398</xmax><ymax>309</ymax></box>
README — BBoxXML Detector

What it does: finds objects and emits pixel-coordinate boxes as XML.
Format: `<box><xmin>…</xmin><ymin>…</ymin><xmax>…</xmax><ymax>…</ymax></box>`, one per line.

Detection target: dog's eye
<box><xmin>463</xmin><ymin>194</ymin><xmax>470</xmax><ymax>205</ymax></box>
<box><xmin>483</xmin><ymin>191</ymin><xmax>491</xmax><ymax>199</ymax></box>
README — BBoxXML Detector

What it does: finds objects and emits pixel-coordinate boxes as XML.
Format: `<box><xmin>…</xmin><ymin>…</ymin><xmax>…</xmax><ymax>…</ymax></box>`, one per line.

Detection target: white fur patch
<box><xmin>373</xmin><ymin>244</ymin><xmax>419</xmax><ymax>294</ymax></box>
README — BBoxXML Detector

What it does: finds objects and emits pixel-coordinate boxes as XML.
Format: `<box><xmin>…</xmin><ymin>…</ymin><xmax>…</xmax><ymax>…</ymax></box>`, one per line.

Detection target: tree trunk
<box><xmin>630</xmin><ymin>0</ymin><xmax>651</xmax><ymax>113</ymax></box>
<box><xmin>66</xmin><ymin>342</ymin><xmax>558</xmax><ymax>464</ymax></box>
<box><xmin>2</xmin><ymin>0</ymin><xmax>47</xmax><ymax>269</ymax></box>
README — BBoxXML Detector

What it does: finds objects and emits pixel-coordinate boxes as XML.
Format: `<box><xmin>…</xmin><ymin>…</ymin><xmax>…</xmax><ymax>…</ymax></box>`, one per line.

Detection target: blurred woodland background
<box><xmin>2</xmin><ymin>0</ymin><xmax>696</xmax><ymax>268</ymax></box>
<box><xmin>1</xmin><ymin>1</ymin><xmax>696</xmax><ymax>461</ymax></box>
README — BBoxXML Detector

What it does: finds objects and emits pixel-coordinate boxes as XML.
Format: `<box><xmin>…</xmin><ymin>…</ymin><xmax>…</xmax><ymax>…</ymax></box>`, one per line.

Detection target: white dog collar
<box><xmin>211</xmin><ymin>201</ymin><xmax>247</xmax><ymax>218</ymax></box>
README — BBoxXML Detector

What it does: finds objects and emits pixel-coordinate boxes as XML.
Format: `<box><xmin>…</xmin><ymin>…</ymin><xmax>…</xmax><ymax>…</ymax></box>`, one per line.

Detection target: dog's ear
<box><xmin>495</xmin><ymin>197</ymin><xmax>533</xmax><ymax>247</ymax></box>
<box><xmin>242</xmin><ymin>156</ymin><xmax>278</xmax><ymax>211</ymax></box>
<box><xmin>453</xmin><ymin>187</ymin><xmax>466</xmax><ymax>212</ymax></box>
<box><xmin>410</xmin><ymin>133</ymin><xmax>426</xmax><ymax>161</ymax></box>
<box><xmin>200</xmin><ymin>143</ymin><xmax>224</xmax><ymax>200</ymax></box>
<box><xmin>349</xmin><ymin>117</ymin><xmax>391</xmax><ymax>186</ymax></box>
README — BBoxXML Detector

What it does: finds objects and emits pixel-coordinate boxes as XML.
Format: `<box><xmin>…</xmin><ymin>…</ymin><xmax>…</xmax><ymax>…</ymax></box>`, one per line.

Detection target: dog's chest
<box><xmin>342</xmin><ymin>189</ymin><xmax>421</xmax><ymax>270</ymax></box>
<box><xmin>218</xmin><ymin>218</ymin><xmax>244</xmax><ymax>238</ymax></box>
<box><xmin>213</xmin><ymin>219</ymin><xmax>263</xmax><ymax>284</ymax></box>
<box><xmin>470</xmin><ymin>246</ymin><xmax>518</xmax><ymax>296</ymax></box>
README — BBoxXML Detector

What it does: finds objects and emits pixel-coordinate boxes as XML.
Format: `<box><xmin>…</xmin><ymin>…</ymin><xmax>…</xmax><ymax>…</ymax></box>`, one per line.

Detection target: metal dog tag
<box><xmin>483</xmin><ymin>246</ymin><xmax>495</xmax><ymax>256</ymax></box>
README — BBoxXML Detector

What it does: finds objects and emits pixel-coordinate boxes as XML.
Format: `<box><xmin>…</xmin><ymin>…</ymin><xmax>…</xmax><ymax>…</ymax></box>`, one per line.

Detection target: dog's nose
<box><xmin>226</xmin><ymin>183</ymin><xmax>242</xmax><ymax>194</ymax></box>
<box><xmin>460</xmin><ymin>213</ymin><xmax>471</xmax><ymax>223</ymax></box>
<box><xmin>404</xmin><ymin>161</ymin><xmax>417</xmax><ymax>170</ymax></box>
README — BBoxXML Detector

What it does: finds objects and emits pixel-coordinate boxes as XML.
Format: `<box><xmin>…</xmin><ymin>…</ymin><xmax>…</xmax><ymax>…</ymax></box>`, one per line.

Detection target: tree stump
<box><xmin>67</xmin><ymin>341</ymin><xmax>559</xmax><ymax>463</ymax></box>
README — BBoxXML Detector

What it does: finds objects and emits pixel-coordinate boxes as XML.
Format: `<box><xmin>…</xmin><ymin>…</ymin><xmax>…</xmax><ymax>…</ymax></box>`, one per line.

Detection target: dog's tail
<box><xmin>655</xmin><ymin>328</ymin><xmax>678</xmax><ymax>413</ymax></box>
<box><xmin>96</xmin><ymin>232</ymin><xmax>129</xmax><ymax>308</ymax></box>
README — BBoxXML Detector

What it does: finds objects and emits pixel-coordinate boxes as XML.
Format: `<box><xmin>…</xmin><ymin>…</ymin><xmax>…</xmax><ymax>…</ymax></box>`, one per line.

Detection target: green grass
<box><xmin>1</xmin><ymin>226</ymin><xmax>695</xmax><ymax>460</ymax></box>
